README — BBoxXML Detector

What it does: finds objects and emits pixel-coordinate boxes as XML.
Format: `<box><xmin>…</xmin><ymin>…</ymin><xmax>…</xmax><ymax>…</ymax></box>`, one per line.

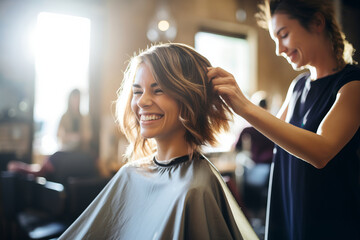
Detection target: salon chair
<box><xmin>1</xmin><ymin>171</ymin><xmax>111</xmax><ymax>240</ymax></box>
<box><xmin>1</xmin><ymin>172</ymin><xmax>68</xmax><ymax>240</ymax></box>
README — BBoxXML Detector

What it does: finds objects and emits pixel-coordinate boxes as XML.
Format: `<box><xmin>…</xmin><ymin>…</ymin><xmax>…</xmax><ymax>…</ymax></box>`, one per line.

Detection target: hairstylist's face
<box><xmin>131</xmin><ymin>63</ymin><xmax>185</xmax><ymax>141</ymax></box>
<box><xmin>270</xmin><ymin>13</ymin><xmax>317</xmax><ymax>70</ymax></box>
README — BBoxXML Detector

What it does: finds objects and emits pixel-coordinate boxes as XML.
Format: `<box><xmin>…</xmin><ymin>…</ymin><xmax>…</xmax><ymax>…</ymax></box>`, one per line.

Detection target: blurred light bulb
<box><xmin>147</xmin><ymin>3</ymin><xmax>177</xmax><ymax>42</ymax></box>
<box><xmin>158</xmin><ymin>20</ymin><xmax>170</xmax><ymax>31</ymax></box>
<box><xmin>236</xmin><ymin>9</ymin><xmax>247</xmax><ymax>22</ymax></box>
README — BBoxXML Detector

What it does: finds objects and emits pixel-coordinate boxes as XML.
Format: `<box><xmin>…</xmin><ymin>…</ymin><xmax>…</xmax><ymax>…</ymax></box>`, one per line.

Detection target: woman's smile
<box><xmin>287</xmin><ymin>49</ymin><xmax>298</xmax><ymax>63</ymax></box>
<box><xmin>139</xmin><ymin>114</ymin><xmax>164</xmax><ymax>124</ymax></box>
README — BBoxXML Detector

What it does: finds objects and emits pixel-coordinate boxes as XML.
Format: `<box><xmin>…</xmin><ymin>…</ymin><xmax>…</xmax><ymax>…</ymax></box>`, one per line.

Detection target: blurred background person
<box><xmin>57</xmin><ymin>88</ymin><xmax>92</xmax><ymax>152</ymax></box>
<box><xmin>7</xmin><ymin>89</ymin><xmax>97</xmax><ymax>183</ymax></box>
<box><xmin>235</xmin><ymin>91</ymin><xmax>274</xmax><ymax>164</ymax></box>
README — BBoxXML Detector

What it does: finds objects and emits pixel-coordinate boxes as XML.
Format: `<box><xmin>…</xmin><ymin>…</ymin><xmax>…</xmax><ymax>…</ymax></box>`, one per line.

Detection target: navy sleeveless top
<box><xmin>266</xmin><ymin>64</ymin><xmax>360</xmax><ymax>240</ymax></box>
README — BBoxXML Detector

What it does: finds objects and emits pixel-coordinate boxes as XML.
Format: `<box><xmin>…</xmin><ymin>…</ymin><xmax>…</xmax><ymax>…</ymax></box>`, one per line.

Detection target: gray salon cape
<box><xmin>59</xmin><ymin>154</ymin><xmax>257</xmax><ymax>240</ymax></box>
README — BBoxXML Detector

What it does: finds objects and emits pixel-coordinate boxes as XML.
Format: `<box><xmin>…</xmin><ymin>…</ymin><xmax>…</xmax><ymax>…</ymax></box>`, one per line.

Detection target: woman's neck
<box><xmin>308</xmin><ymin>40</ymin><xmax>342</xmax><ymax>80</ymax></box>
<box><xmin>309</xmin><ymin>62</ymin><xmax>343</xmax><ymax>80</ymax></box>
<box><xmin>155</xmin><ymin>137</ymin><xmax>192</xmax><ymax>161</ymax></box>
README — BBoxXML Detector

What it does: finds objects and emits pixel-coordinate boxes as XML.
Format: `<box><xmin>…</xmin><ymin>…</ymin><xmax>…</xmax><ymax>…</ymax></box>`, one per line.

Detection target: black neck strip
<box><xmin>153</xmin><ymin>155</ymin><xmax>190</xmax><ymax>167</ymax></box>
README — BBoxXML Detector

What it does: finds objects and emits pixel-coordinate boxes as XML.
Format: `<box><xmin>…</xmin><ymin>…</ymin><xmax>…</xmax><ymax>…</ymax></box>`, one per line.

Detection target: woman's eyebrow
<box><xmin>150</xmin><ymin>82</ymin><xmax>158</xmax><ymax>88</ymax></box>
<box><xmin>132</xmin><ymin>82</ymin><xmax>158</xmax><ymax>88</ymax></box>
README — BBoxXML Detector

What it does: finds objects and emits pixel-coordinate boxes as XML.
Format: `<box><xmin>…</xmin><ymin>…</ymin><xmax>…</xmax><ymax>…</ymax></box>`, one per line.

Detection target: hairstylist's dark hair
<box><xmin>256</xmin><ymin>0</ymin><xmax>356</xmax><ymax>66</ymax></box>
<box><xmin>116</xmin><ymin>43</ymin><xmax>232</xmax><ymax>161</ymax></box>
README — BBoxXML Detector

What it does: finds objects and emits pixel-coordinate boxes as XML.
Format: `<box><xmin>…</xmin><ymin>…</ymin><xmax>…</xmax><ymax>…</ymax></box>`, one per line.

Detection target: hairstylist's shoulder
<box><xmin>317</xmin><ymin>79</ymin><xmax>360</xmax><ymax>155</ymax></box>
<box><xmin>332</xmin><ymin>64</ymin><xmax>360</xmax><ymax>93</ymax></box>
<box><xmin>342</xmin><ymin>64</ymin><xmax>360</xmax><ymax>81</ymax></box>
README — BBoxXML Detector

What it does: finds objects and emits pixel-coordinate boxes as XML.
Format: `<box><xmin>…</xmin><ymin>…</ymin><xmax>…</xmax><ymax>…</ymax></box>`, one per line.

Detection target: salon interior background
<box><xmin>0</xmin><ymin>0</ymin><xmax>359</xmax><ymax>173</ymax></box>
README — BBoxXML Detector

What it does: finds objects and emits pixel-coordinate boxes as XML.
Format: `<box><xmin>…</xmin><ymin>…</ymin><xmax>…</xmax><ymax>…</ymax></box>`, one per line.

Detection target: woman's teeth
<box><xmin>141</xmin><ymin>114</ymin><xmax>162</xmax><ymax>121</ymax></box>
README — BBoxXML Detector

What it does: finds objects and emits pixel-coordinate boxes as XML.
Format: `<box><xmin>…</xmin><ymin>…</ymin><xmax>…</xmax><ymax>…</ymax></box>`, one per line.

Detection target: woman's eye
<box><xmin>281</xmin><ymin>33</ymin><xmax>288</xmax><ymax>39</ymax></box>
<box><xmin>133</xmin><ymin>91</ymin><xmax>143</xmax><ymax>95</ymax></box>
<box><xmin>154</xmin><ymin>89</ymin><xmax>163</xmax><ymax>94</ymax></box>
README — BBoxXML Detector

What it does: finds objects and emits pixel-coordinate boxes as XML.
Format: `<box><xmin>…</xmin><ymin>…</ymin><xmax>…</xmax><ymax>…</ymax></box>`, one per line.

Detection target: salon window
<box><xmin>32</xmin><ymin>12</ymin><xmax>91</xmax><ymax>159</ymax></box>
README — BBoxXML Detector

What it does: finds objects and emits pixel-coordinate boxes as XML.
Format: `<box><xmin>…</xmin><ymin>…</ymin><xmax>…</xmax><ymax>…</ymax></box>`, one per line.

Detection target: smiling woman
<box><xmin>58</xmin><ymin>43</ymin><xmax>258</xmax><ymax>240</ymax></box>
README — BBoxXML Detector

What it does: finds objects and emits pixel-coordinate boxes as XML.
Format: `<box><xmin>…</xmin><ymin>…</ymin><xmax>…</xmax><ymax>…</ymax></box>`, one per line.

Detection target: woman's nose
<box><xmin>276</xmin><ymin>40</ymin><xmax>287</xmax><ymax>56</ymax></box>
<box><xmin>137</xmin><ymin>92</ymin><xmax>152</xmax><ymax>108</ymax></box>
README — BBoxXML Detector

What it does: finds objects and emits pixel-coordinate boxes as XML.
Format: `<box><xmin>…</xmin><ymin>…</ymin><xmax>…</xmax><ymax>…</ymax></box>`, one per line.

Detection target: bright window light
<box><xmin>31</xmin><ymin>12</ymin><xmax>91</xmax><ymax>156</ymax></box>
<box><xmin>195</xmin><ymin>31</ymin><xmax>250</xmax><ymax>93</ymax></box>
<box><xmin>195</xmin><ymin>31</ymin><xmax>250</xmax><ymax>152</ymax></box>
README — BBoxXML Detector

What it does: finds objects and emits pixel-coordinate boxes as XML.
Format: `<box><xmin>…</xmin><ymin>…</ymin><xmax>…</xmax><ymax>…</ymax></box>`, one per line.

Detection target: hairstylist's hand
<box><xmin>207</xmin><ymin>67</ymin><xmax>251</xmax><ymax>116</ymax></box>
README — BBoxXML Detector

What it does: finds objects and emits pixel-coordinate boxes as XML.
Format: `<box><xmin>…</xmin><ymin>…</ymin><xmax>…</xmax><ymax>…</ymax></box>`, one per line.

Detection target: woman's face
<box><xmin>131</xmin><ymin>63</ymin><xmax>186</xmax><ymax>141</ymax></box>
<box><xmin>270</xmin><ymin>13</ymin><xmax>318</xmax><ymax>70</ymax></box>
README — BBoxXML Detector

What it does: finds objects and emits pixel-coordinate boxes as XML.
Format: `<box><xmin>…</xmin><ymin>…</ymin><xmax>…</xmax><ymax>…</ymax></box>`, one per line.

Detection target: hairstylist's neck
<box><xmin>308</xmin><ymin>40</ymin><xmax>341</xmax><ymax>80</ymax></box>
<box><xmin>309</xmin><ymin>59</ymin><xmax>342</xmax><ymax>80</ymax></box>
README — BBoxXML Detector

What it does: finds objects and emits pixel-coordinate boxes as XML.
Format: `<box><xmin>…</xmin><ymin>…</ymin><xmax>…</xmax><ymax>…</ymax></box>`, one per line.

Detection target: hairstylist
<box><xmin>208</xmin><ymin>1</ymin><xmax>360</xmax><ymax>239</ymax></box>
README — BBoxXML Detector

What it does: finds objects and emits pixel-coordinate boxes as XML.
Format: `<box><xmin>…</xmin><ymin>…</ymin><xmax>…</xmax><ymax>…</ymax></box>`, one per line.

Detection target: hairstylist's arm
<box><xmin>207</xmin><ymin>67</ymin><xmax>360</xmax><ymax>169</ymax></box>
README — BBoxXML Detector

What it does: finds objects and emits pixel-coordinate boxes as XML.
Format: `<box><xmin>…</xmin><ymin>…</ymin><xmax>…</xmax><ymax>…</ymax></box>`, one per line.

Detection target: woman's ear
<box><xmin>311</xmin><ymin>12</ymin><xmax>326</xmax><ymax>33</ymax></box>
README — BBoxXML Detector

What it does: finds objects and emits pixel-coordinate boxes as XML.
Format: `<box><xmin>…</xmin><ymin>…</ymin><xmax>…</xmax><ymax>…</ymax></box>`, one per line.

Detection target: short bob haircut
<box><xmin>116</xmin><ymin>43</ymin><xmax>232</xmax><ymax>162</ymax></box>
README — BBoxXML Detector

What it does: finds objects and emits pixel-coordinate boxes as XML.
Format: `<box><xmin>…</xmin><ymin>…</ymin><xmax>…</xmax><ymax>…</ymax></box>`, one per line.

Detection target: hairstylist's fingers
<box><xmin>206</xmin><ymin>67</ymin><xmax>216</xmax><ymax>82</ymax></box>
<box><xmin>211</xmin><ymin>75</ymin><xmax>236</xmax><ymax>86</ymax></box>
<box><xmin>207</xmin><ymin>67</ymin><xmax>233</xmax><ymax>80</ymax></box>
